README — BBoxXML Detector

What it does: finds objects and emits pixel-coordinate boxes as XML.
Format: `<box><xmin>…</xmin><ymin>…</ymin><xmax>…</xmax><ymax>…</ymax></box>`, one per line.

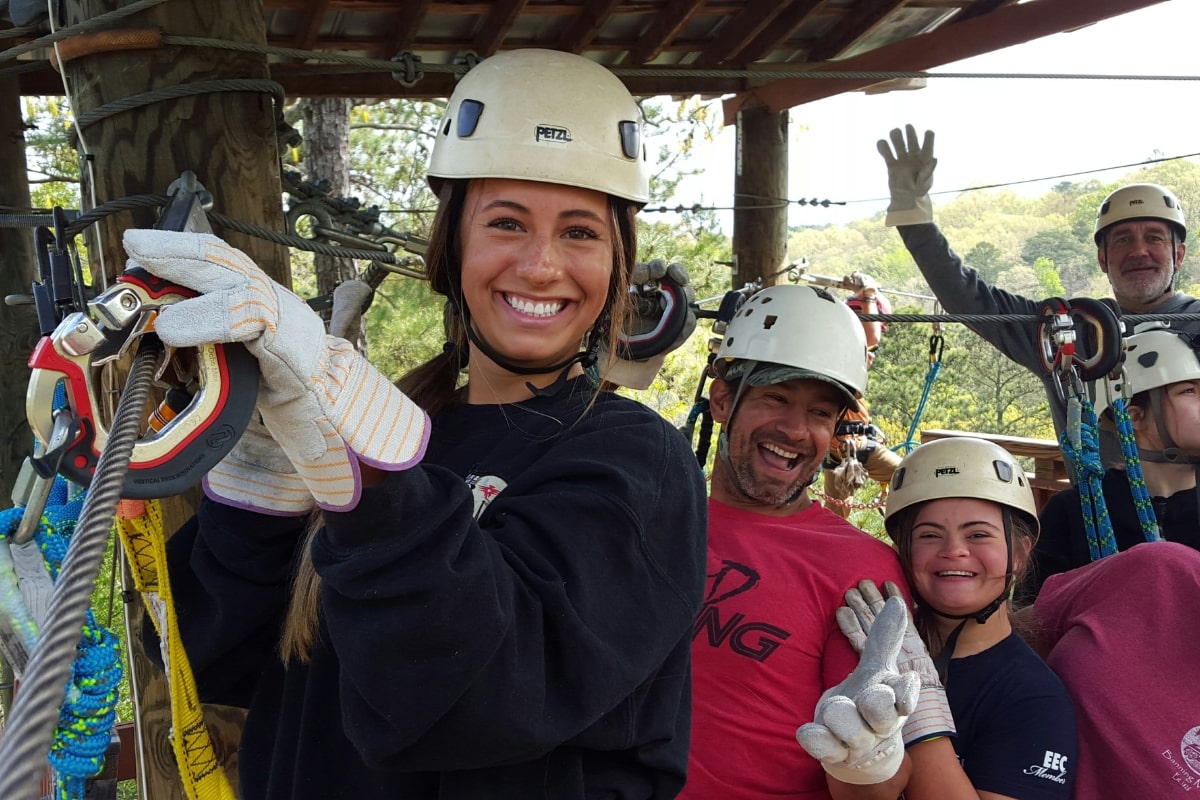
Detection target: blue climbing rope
<box><xmin>1110</xmin><ymin>397</ymin><xmax>1163</xmax><ymax>543</ymax></box>
<box><xmin>1058</xmin><ymin>395</ymin><xmax>1118</xmax><ymax>562</ymax></box>
<box><xmin>0</xmin><ymin>476</ymin><xmax>123</xmax><ymax>800</ymax></box>
<box><xmin>894</xmin><ymin>332</ymin><xmax>944</xmax><ymax>455</ymax></box>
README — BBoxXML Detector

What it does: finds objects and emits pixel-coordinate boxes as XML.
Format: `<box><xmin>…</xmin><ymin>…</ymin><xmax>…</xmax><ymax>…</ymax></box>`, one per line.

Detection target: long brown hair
<box><xmin>281</xmin><ymin>178</ymin><xmax>639</xmax><ymax>662</ymax></box>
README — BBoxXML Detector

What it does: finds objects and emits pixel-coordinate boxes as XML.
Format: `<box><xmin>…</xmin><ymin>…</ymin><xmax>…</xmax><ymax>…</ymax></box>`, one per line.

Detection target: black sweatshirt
<box><xmin>155</xmin><ymin>378</ymin><xmax>708</xmax><ymax>799</ymax></box>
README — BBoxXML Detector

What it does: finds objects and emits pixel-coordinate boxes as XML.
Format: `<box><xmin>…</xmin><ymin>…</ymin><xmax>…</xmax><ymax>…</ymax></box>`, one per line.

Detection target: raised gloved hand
<box><xmin>839</xmin><ymin>580</ymin><xmax>955</xmax><ymax>747</ymax></box>
<box><xmin>123</xmin><ymin>230</ymin><xmax>430</xmax><ymax>512</ymax></box>
<box><xmin>842</xmin><ymin>271</ymin><xmax>878</xmax><ymax>296</ymax></box>
<box><xmin>203</xmin><ymin>413</ymin><xmax>314</xmax><ymax>516</ymax></box>
<box><xmin>796</xmin><ymin>596</ymin><xmax>919</xmax><ymax>785</ymax></box>
<box><xmin>876</xmin><ymin>125</ymin><xmax>937</xmax><ymax>227</ymax></box>
<box><xmin>598</xmin><ymin>259</ymin><xmax>697</xmax><ymax>390</ymax></box>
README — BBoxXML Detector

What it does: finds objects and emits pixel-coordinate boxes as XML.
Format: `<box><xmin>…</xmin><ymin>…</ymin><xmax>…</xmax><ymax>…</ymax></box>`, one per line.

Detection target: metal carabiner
<box><xmin>24</xmin><ymin>174</ymin><xmax>258</xmax><ymax>498</ymax></box>
<box><xmin>1037</xmin><ymin>297</ymin><xmax>1077</xmax><ymax>377</ymax></box>
<box><xmin>1061</xmin><ymin>297</ymin><xmax>1125</xmax><ymax>382</ymax></box>
<box><xmin>1037</xmin><ymin>296</ymin><xmax>1125</xmax><ymax>404</ymax></box>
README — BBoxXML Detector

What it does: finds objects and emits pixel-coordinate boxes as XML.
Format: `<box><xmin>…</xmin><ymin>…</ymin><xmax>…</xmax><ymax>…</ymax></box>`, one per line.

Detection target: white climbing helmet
<box><xmin>715</xmin><ymin>284</ymin><xmax>868</xmax><ymax>411</ymax></box>
<box><xmin>1093</xmin><ymin>183</ymin><xmax>1187</xmax><ymax>244</ymax></box>
<box><xmin>884</xmin><ymin>437</ymin><xmax>1039</xmax><ymax>538</ymax></box>
<box><xmin>426</xmin><ymin>49</ymin><xmax>650</xmax><ymax>205</ymax></box>
<box><xmin>1095</xmin><ymin>327</ymin><xmax>1200</xmax><ymax>417</ymax></box>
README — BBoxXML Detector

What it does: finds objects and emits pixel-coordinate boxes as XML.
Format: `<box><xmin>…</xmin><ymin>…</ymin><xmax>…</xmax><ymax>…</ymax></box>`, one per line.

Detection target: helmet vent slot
<box><xmin>457</xmin><ymin>99</ymin><xmax>484</xmax><ymax>137</ymax></box>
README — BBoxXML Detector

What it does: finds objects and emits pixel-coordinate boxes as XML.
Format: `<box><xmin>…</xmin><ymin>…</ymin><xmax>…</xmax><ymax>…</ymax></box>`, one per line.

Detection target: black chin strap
<box><xmin>526</xmin><ymin>352</ymin><xmax>594</xmax><ymax>398</ymax></box>
<box><xmin>456</xmin><ymin>302</ymin><xmax>598</xmax><ymax>397</ymax></box>
<box><xmin>932</xmin><ymin>620</ymin><xmax>967</xmax><ymax>686</ymax></box>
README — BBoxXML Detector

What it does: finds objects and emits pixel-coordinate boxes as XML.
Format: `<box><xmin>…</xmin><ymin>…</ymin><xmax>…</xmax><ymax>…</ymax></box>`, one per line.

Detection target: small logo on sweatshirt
<box><xmin>465</xmin><ymin>474</ymin><xmax>507</xmax><ymax>520</ymax></box>
<box><xmin>1023</xmin><ymin>751</ymin><xmax>1068</xmax><ymax>784</ymax></box>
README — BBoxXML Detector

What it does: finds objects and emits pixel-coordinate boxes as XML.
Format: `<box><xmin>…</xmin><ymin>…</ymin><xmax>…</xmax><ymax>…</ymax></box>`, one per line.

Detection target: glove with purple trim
<box><xmin>839</xmin><ymin>579</ymin><xmax>956</xmax><ymax>747</ymax></box>
<box><xmin>796</xmin><ymin>596</ymin><xmax>919</xmax><ymax>785</ymax></box>
<box><xmin>876</xmin><ymin>125</ymin><xmax>937</xmax><ymax>227</ymax></box>
<box><xmin>598</xmin><ymin>259</ymin><xmax>697</xmax><ymax>390</ymax></box>
<box><xmin>203</xmin><ymin>413</ymin><xmax>314</xmax><ymax>516</ymax></box>
<box><xmin>123</xmin><ymin>230</ymin><xmax>430</xmax><ymax>511</ymax></box>
<box><xmin>203</xmin><ymin>282</ymin><xmax>377</xmax><ymax>516</ymax></box>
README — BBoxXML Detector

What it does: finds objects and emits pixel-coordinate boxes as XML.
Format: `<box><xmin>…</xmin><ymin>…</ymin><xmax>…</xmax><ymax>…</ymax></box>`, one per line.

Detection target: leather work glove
<box><xmin>204</xmin><ymin>277</ymin><xmax>381</xmax><ymax>515</ymax></box>
<box><xmin>123</xmin><ymin>230</ymin><xmax>430</xmax><ymax>512</ymax></box>
<box><xmin>876</xmin><ymin>125</ymin><xmax>937</xmax><ymax>227</ymax></box>
<box><xmin>839</xmin><ymin>580</ymin><xmax>956</xmax><ymax>746</ymax></box>
<box><xmin>796</xmin><ymin>596</ymin><xmax>919</xmax><ymax>785</ymax></box>
<box><xmin>598</xmin><ymin>259</ymin><xmax>698</xmax><ymax>390</ymax></box>
<box><xmin>204</xmin><ymin>414</ymin><xmax>314</xmax><ymax>516</ymax></box>
<box><xmin>842</xmin><ymin>271</ymin><xmax>878</xmax><ymax>296</ymax></box>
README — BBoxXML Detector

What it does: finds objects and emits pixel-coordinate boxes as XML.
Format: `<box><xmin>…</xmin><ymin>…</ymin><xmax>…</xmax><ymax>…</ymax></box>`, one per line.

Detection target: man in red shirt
<box><xmin>684</xmin><ymin>284</ymin><xmax>953</xmax><ymax>799</ymax></box>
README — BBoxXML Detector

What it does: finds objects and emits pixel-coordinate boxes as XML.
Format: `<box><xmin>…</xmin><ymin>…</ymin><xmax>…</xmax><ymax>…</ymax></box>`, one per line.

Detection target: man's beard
<box><xmin>1116</xmin><ymin>259</ymin><xmax>1173</xmax><ymax>306</ymax></box>
<box><xmin>727</xmin><ymin>452</ymin><xmax>817</xmax><ymax>507</ymax></box>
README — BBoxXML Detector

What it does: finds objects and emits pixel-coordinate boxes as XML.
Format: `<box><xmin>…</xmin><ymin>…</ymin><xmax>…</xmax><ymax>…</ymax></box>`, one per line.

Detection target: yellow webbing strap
<box><xmin>115</xmin><ymin>499</ymin><xmax>235</xmax><ymax>800</ymax></box>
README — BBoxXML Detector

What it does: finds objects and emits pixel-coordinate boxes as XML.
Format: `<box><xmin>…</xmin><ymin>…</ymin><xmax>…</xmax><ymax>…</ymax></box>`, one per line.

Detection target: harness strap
<box><xmin>116</xmin><ymin>499</ymin><xmax>236</xmax><ymax>800</ymax></box>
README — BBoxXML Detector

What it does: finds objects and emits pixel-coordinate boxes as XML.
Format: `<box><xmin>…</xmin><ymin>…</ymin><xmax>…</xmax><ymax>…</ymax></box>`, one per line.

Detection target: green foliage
<box><xmin>642</xmin><ymin>97</ymin><xmax>721</xmax><ymax>206</ymax></box>
<box><xmin>344</xmin><ymin>99</ymin><xmax>442</xmax><ymax>231</ymax></box>
<box><xmin>22</xmin><ymin>97</ymin><xmax>80</xmax><ymax>210</ymax></box>
<box><xmin>1031</xmin><ymin>256</ymin><xmax>1066</xmax><ymax>297</ymax></box>
<box><xmin>364</xmin><ymin>271</ymin><xmax>446</xmax><ymax>381</ymax></box>
<box><xmin>964</xmin><ymin>240</ymin><xmax>1007</xmax><ymax>283</ymax></box>
<box><xmin>1022</xmin><ymin>230</ymin><xmax>1091</xmax><ymax>294</ymax></box>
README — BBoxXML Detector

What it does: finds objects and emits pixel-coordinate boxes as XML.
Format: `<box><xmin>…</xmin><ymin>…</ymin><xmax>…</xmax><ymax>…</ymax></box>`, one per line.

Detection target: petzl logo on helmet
<box><xmin>536</xmin><ymin>125</ymin><xmax>572</xmax><ymax>143</ymax></box>
<box><xmin>1128</xmin><ymin>198</ymin><xmax>1145</xmax><ymax>207</ymax></box>
<box><xmin>934</xmin><ymin>466</ymin><xmax>960</xmax><ymax>477</ymax></box>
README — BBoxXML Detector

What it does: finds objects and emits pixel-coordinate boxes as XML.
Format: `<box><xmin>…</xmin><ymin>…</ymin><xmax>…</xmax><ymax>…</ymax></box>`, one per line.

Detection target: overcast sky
<box><xmin>675</xmin><ymin>0</ymin><xmax>1198</xmax><ymax>227</ymax></box>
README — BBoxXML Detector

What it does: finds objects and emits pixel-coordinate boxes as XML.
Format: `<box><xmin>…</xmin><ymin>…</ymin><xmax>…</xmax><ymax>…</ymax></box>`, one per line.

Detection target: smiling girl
<box><xmin>882</xmin><ymin>437</ymin><xmax>1078</xmax><ymax>800</ymax></box>
<box><xmin>133</xmin><ymin>48</ymin><xmax>708</xmax><ymax>800</ymax></box>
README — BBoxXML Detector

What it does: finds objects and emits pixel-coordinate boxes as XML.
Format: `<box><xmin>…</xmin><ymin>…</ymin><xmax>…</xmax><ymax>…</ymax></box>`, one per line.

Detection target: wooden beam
<box><xmin>805</xmin><ymin>0</ymin><xmax>906</xmax><ymax>62</ymax></box>
<box><xmin>628</xmin><ymin>0</ymin><xmax>707</xmax><ymax>64</ymax></box>
<box><xmin>294</xmin><ymin>0</ymin><xmax>331</xmax><ymax>52</ymax></box>
<box><xmin>558</xmin><ymin>0</ymin><xmax>623</xmax><ymax>53</ymax></box>
<box><xmin>696</xmin><ymin>0</ymin><xmax>787</xmax><ymax>66</ymax></box>
<box><xmin>384</xmin><ymin>0</ymin><xmax>434</xmax><ymax>59</ymax></box>
<box><xmin>738</xmin><ymin>0</ymin><xmax>830</xmax><ymax>65</ymax></box>
<box><xmin>950</xmin><ymin>0</ymin><xmax>1014</xmax><ymax>25</ymax></box>
<box><xmin>471</xmin><ymin>0</ymin><xmax>529</xmax><ymax>58</ymax></box>
<box><xmin>263</xmin><ymin>65</ymin><xmax>751</xmax><ymax>99</ymax></box>
<box><xmin>723</xmin><ymin>0</ymin><xmax>1171</xmax><ymax>123</ymax></box>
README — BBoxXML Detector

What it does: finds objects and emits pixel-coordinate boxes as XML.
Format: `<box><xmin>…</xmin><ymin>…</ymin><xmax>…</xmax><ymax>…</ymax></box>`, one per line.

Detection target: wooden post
<box><xmin>0</xmin><ymin>74</ymin><xmax>37</xmax><ymax>731</ymax></box>
<box><xmin>731</xmin><ymin>106</ymin><xmax>788</xmax><ymax>289</ymax></box>
<box><xmin>58</xmin><ymin>1</ymin><xmax>289</xmax><ymax>796</ymax></box>
<box><xmin>0</xmin><ymin>78</ymin><xmax>37</xmax><ymax>512</ymax></box>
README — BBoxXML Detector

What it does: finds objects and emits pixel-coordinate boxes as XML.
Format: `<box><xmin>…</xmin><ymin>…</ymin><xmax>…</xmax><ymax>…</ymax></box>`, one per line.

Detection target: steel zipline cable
<box><xmin>0</xmin><ymin>341</ymin><xmax>158</xmax><ymax>800</ymax></box>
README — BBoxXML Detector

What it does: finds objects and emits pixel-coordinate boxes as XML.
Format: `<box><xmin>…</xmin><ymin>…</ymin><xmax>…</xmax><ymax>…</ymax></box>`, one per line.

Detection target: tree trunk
<box><xmin>299</xmin><ymin>97</ymin><xmax>362</xmax><ymax>344</ymax></box>
<box><xmin>59</xmin><ymin>1</ymin><xmax>287</xmax><ymax>796</ymax></box>
<box><xmin>300</xmin><ymin>96</ymin><xmax>352</xmax><ymax>294</ymax></box>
